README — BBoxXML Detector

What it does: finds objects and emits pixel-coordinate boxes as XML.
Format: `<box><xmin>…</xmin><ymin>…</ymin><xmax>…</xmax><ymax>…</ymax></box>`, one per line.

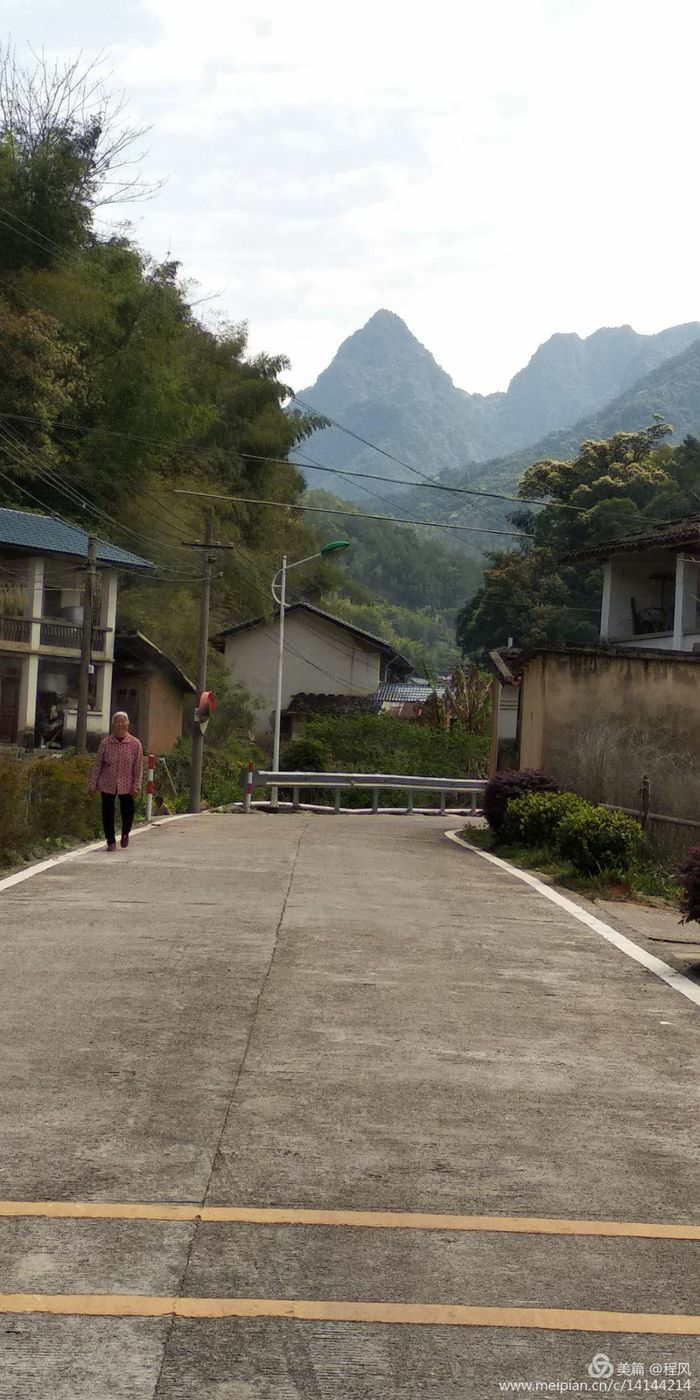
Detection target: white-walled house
<box><xmin>567</xmin><ymin>513</ymin><xmax>700</xmax><ymax>651</ymax></box>
<box><xmin>217</xmin><ymin>602</ymin><xmax>411</xmax><ymax>736</ymax></box>
<box><xmin>0</xmin><ymin>508</ymin><xmax>152</xmax><ymax>747</ymax></box>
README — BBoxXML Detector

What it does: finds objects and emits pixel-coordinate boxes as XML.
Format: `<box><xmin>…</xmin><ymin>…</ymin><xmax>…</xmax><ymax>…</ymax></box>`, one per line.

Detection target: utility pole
<box><xmin>270</xmin><ymin>553</ymin><xmax>287</xmax><ymax>810</ymax></box>
<box><xmin>189</xmin><ymin>515</ymin><xmax>213</xmax><ymax>813</ymax></box>
<box><xmin>76</xmin><ymin>536</ymin><xmax>97</xmax><ymax>754</ymax></box>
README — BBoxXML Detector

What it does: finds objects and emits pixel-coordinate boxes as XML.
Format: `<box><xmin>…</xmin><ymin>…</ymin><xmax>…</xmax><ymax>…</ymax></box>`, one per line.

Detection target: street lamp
<box><xmin>270</xmin><ymin>539</ymin><xmax>351</xmax><ymax>806</ymax></box>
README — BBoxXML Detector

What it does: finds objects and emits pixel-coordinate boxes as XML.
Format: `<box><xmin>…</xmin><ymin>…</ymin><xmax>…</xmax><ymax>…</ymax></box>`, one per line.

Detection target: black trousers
<box><xmin>101</xmin><ymin>793</ymin><xmax>135</xmax><ymax>846</ymax></box>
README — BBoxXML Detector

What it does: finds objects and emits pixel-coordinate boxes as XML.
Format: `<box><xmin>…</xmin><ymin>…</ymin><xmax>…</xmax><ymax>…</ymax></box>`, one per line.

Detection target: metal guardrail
<box><xmin>242</xmin><ymin>769</ymin><xmax>486</xmax><ymax>815</ymax></box>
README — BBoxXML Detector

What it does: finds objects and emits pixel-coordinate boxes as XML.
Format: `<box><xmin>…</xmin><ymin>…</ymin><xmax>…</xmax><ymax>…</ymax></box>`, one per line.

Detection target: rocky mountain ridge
<box><xmin>297</xmin><ymin>310</ymin><xmax>700</xmax><ymax>502</ymax></box>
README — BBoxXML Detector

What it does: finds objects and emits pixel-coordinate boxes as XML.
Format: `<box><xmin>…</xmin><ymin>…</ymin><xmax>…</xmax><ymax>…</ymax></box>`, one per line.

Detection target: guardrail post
<box><xmin>470</xmin><ymin>791</ymin><xmax>477</xmax><ymax>814</ymax></box>
<box><xmin>145</xmin><ymin>753</ymin><xmax>155</xmax><ymax>822</ymax></box>
<box><xmin>293</xmin><ymin>786</ymin><xmax>300</xmax><ymax>811</ymax></box>
<box><xmin>243</xmin><ymin>761</ymin><xmax>254</xmax><ymax>814</ymax></box>
<box><xmin>407</xmin><ymin>789</ymin><xmax>413</xmax><ymax>814</ymax></box>
<box><xmin>439</xmin><ymin>790</ymin><xmax>446</xmax><ymax>815</ymax></box>
<box><xmin>334</xmin><ymin>786</ymin><xmax>341</xmax><ymax>814</ymax></box>
<box><xmin>372</xmin><ymin>788</ymin><xmax>379</xmax><ymax>814</ymax></box>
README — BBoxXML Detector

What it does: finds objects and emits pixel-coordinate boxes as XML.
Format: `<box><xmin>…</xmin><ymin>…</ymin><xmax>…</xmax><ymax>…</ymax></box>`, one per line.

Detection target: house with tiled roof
<box><xmin>216</xmin><ymin>602</ymin><xmax>411</xmax><ymax>737</ymax></box>
<box><xmin>0</xmin><ymin>507</ymin><xmax>153</xmax><ymax>748</ymax></box>
<box><xmin>484</xmin><ymin>515</ymin><xmax>700</xmax><ymax>833</ymax></box>
<box><xmin>565</xmin><ymin>512</ymin><xmax>700</xmax><ymax>651</ymax></box>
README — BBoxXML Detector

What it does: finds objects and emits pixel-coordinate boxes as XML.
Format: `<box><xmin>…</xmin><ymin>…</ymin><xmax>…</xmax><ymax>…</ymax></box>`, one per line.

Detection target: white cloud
<box><xmin>8</xmin><ymin>0</ymin><xmax>700</xmax><ymax>389</ymax></box>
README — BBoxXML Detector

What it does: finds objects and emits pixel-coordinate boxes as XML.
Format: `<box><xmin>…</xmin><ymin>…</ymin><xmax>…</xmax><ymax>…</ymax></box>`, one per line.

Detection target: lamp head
<box><xmin>320</xmin><ymin>539</ymin><xmax>351</xmax><ymax>556</ymax></box>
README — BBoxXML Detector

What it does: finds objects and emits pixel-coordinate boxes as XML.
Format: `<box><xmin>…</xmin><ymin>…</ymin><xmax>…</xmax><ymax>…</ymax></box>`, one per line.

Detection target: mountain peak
<box><xmin>309</xmin><ymin>308</ymin><xmax>454</xmax><ymax>392</ymax></box>
<box><xmin>296</xmin><ymin>314</ymin><xmax>700</xmax><ymax>500</ymax></box>
<box><xmin>364</xmin><ymin>308</ymin><xmax>410</xmax><ymax>329</ymax></box>
<box><xmin>350</xmin><ymin>308</ymin><xmax>429</xmax><ymax>351</ymax></box>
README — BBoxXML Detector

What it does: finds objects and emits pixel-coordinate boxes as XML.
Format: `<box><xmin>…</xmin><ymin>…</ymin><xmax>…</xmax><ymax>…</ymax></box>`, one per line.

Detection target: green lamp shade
<box><xmin>320</xmin><ymin>539</ymin><xmax>351</xmax><ymax>556</ymax></box>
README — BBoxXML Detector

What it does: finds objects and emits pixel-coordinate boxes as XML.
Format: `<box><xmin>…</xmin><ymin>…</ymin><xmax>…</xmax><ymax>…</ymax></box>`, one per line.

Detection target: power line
<box><xmin>0</xmin><ymin>207</ymin><xmax>572</xmax><ymax>532</ymax></box>
<box><xmin>250</xmin><ymin>619</ymin><xmax>378</xmax><ymax>696</ymax></box>
<box><xmin>0</xmin><ymin>418</ymin><xmax>196</xmax><ymax>566</ymax></box>
<box><xmin>0</xmin><ymin>203</ymin><xmax>81</xmax><ymax>261</ymax></box>
<box><xmin>0</xmin><ymin>415</ymin><xmax>575</xmax><ymax>515</ymax></box>
<box><xmin>258</xmin><ymin>451</ymin><xmax>583</xmax><ymax>513</ymax></box>
<box><xmin>291</xmin><ymin>446</ymin><xmax>514</xmax><ymax>544</ymax></box>
<box><xmin>173</xmin><ymin>489</ymin><xmax>534</xmax><ymax>539</ymax></box>
<box><xmin>0</xmin><ymin>206</ymin><xmax>536</xmax><ymax>552</ymax></box>
<box><xmin>0</xmin><ymin>212</ymin><xmax>70</xmax><ymax>264</ymax></box>
<box><xmin>291</xmin><ymin>393</ymin><xmax>441</xmax><ymax>488</ymax></box>
<box><xmin>292</xmin><ymin>445</ymin><xmax>495</xmax><ymax>545</ymax></box>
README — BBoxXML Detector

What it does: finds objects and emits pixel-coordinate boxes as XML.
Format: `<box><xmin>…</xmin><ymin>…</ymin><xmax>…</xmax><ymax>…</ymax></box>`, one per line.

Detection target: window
<box><xmin>43</xmin><ymin>587</ymin><xmax>63</xmax><ymax>619</ymax></box>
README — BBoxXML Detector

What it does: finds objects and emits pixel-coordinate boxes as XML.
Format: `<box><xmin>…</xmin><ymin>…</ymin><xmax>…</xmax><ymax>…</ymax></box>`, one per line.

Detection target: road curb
<box><xmin>445</xmin><ymin>828</ymin><xmax>700</xmax><ymax>1010</ymax></box>
<box><xmin>0</xmin><ymin>811</ymin><xmax>205</xmax><ymax>895</ymax></box>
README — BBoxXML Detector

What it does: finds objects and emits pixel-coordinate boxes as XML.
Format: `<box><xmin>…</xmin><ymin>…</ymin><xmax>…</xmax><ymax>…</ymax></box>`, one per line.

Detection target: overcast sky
<box><xmin>6</xmin><ymin>0</ymin><xmax>700</xmax><ymax>392</ymax></box>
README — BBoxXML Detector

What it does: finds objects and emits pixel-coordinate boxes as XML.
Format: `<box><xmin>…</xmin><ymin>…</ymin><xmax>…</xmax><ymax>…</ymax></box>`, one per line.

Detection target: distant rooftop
<box><xmin>0</xmin><ymin>507</ymin><xmax>153</xmax><ymax>571</ymax></box>
<box><xmin>218</xmin><ymin>601</ymin><xmax>411</xmax><ymax>672</ymax></box>
<box><xmin>374</xmin><ymin>680</ymin><xmax>445</xmax><ymax>705</ymax></box>
<box><xmin>565</xmin><ymin>512</ymin><xmax>700</xmax><ymax>563</ymax></box>
<box><xmin>286</xmin><ymin>692</ymin><xmax>375</xmax><ymax>718</ymax></box>
<box><xmin>115</xmin><ymin>632</ymin><xmax>195</xmax><ymax>692</ymax></box>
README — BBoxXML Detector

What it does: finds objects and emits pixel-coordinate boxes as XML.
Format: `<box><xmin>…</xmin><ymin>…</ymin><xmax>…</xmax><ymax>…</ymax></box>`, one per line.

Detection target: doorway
<box><xmin>114</xmin><ymin>685</ymin><xmax>141</xmax><ymax>742</ymax></box>
<box><xmin>0</xmin><ymin>674</ymin><xmax>20</xmax><ymax>743</ymax></box>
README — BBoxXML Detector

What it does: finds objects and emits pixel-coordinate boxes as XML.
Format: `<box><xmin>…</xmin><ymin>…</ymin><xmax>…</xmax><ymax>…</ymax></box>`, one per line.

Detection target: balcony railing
<box><xmin>0</xmin><ymin>616</ymin><xmax>107</xmax><ymax>651</ymax></box>
<box><xmin>0</xmin><ymin>615</ymin><xmax>31</xmax><ymax>643</ymax></box>
<box><xmin>40</xmin><ymin>621</ymin><xmax>107</xmax><ymax>651</ymax></box>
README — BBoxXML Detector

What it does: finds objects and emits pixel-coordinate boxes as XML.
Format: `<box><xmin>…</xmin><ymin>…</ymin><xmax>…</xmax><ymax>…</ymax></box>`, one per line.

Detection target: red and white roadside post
<box><xmin>146</xmin><ymin>753</ymin><xmax>155</xmax><ymax>822</ymax></box>
<box><xmin>244</xmin><ymin>760</ymin><xmax>254</xmax><ymax>814</ymax></box>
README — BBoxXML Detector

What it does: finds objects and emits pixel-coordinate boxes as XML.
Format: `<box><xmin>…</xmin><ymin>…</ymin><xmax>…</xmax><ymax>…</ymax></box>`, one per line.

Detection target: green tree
<box><xmin>457</xmin><ymin>424</ymin><xmax>700</xmax><ymax>656</ymax></box>
<box><xmin>0</xmin><ymin>44</ymin><xmax>153</xmax><ymax>274</ymax></box>
<box><xmin>0</xmin><ymin>50</ymin><xmax>325</xmax><ymax>679</ymax></box>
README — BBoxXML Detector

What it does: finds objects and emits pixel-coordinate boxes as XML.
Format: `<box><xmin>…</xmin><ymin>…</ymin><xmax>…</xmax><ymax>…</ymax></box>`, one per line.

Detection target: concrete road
<box><xmin>0</xmin><ymin>812</ymin><xmax>698</xmax><ymax>1398</ymax></box>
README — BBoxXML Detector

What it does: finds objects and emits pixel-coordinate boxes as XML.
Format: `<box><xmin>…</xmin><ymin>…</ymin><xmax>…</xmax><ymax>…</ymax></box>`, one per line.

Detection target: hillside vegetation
<box><xmin>456</xmin><ymin>424</ymin><xmax>700</xmax><ymax>655</ymax></box>
<box><xmin>0</xmin><ymin>51</ymin><xmax>466</xmax><ymax>681</ymax></box>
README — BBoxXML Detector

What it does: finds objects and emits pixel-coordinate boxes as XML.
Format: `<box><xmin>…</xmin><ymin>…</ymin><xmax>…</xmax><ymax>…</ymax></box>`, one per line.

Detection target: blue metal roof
<box><xmin>374</xmin><ymin>681</ymin><xmax>446</xmax><ymax>704</ymax></box>
<box><xmin>0</xmin><ymin>507</ymin><xmax>153</xmax><ymax>571</ymax></box>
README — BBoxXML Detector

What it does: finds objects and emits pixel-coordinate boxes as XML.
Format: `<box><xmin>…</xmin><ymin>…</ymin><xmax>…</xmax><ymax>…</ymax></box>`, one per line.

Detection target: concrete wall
<box><xmin>224</xmin><ymin>612</ymin><xmax>383</xmax><ymax>733</ymax></box>
<box><xmin>519</xmin><ymin>650</ymin><xmax>700</xmax><ymax>821</ymax></box>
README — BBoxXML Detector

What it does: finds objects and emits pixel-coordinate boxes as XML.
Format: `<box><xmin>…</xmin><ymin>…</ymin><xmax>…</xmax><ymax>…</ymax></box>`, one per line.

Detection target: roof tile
<box><xmin>0</xmin><ymin>507</ymin><xmax>153</xmax><ymax>570</ymax></box>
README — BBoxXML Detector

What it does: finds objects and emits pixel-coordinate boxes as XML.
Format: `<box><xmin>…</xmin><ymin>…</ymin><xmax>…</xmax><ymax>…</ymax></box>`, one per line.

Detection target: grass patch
<box><xmin>461</xmin><ymin>827</ymin><xmax>680</xmax><ymax>906</ymax></box>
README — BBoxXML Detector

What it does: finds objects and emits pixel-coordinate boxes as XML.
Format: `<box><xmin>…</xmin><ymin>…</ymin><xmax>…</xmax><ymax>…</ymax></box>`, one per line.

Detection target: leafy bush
<box><xmin>160</xmin><ymin>734</ymin><xmax>262</xmax><ymax>809</ymax></box>
<box><xmin>280</xmin><ymin>737</ymin><xmax>330</xmax><ymax>772</ymax></box>
<box><xmin>483</xmin><ymin>769</ymin><xmax>559</xmax><ymax>833</ymax></box>
<box><xmin>27</xmin><ymin>755</ymin><xmax>98</xmax><ymax>841</ymax></box>
<box><xmin>0</xmin><ymin>754</ymin><xmax>102</xmax><ymax>864</ymax></box>
<box><xmin>677</xmin><ymin>844</ymin><xmax>700</xmax><ymax>925</ymax></box>
<box><xmin>279</xmin><ymin>713</ymin><xmax>489</xmax><ymax>809</ymax></box>
<box><xmin>0</xmin><ymin>759</ymin><xmax>30</xmax><ymax>851</ymax></box>
<box><xmin>296</xmin><ymin>714</ymin><xmax>489</xmax><ymax>780</ymax></box>
<box><xmin>556</xmin><ymin>802</ymin><xmax>643</xmax><ymax>875</ymax></box>
<box><xmin>500</xmin><ymin>790</ymin><xmax>585</xmax><ymax>847</ymax></box>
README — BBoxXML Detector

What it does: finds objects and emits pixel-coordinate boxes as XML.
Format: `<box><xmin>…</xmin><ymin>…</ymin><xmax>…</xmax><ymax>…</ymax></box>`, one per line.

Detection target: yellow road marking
<box><xmin>0</xmin><ymin>1294</ymin><xmax>699</xmax><ymax>1333</ymax></box>
<box><xmin>0</xmin><ymin>1201</ymin><xmax>698</xmax><ymax>1240</ymax></box>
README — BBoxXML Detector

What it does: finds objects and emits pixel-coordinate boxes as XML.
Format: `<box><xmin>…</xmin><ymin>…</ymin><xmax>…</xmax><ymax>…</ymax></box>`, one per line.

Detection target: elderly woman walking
<box><xmin>90</xmin><ymin>711</ymin><xmax>143</xmax><ymax>851</ymax></box>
